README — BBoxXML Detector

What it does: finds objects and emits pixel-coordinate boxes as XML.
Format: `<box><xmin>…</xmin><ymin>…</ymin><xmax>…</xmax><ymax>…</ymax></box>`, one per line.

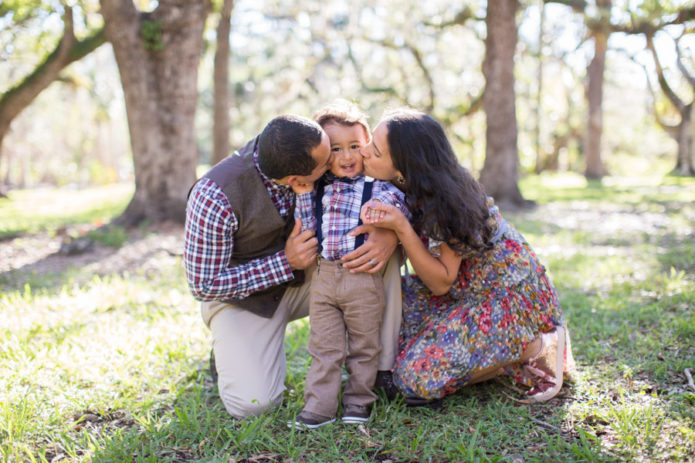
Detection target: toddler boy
<box><xmin>288</xmin><ymin>100</ymin><xmax>408</xmax><ymax>429</ymax></box>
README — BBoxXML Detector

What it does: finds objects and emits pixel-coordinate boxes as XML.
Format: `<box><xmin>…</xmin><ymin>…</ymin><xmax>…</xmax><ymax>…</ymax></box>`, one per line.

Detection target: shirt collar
<box><xmin>325</xmin><ymin>172</ymin><xmax>364</xmax><ymax>184</ymax></box>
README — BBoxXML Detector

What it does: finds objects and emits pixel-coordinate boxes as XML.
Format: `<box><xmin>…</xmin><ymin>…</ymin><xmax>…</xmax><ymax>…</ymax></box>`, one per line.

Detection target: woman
<box><xmin>359</xmin><ymin>108</ymin><xmax>574</xmax><ymax>403</ymax></box>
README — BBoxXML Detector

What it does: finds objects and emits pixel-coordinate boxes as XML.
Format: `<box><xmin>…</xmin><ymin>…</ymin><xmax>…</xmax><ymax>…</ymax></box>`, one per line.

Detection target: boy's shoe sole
<box><xmin>341</xmin><ymin>415</ymin><xmax>369</xmax><ymax>424</ymax></box>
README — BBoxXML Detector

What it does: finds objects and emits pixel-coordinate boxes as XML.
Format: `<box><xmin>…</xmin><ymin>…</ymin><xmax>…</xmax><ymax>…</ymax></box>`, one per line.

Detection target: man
<box><xmin>183</xmin><ymin>114</ymin><xmax>401</xmax><ymax>418</ymax></box>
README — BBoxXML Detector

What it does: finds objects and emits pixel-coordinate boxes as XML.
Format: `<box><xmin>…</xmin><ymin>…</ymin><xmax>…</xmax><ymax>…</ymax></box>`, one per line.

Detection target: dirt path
<box><xmin>0</xmin><ymin>222</ymin><xmax>184</xmax><ymax>286</ymax></box>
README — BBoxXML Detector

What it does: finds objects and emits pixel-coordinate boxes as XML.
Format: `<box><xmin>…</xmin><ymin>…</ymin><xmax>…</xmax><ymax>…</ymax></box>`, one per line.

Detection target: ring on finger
<box><xmin>369</xmin><ymin>258</ymin><xmax>376</xmax><ymax>268</ymax></box>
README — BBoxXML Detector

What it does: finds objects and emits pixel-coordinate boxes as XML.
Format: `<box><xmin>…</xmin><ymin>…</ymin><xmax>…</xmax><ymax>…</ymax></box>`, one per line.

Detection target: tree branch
<box><xmin>422</xmin><ymin>6</ymin><xmax>483</xmax><ymax>28</ymax></box>
<box><xmin>0</xmin><ymin>8</ymin><xmax>106</xmax><ymax>134</ymax></box>
<box><xmin>365</xmin><ymin>37</ymin><xmax>435</xmax><ymax>112</ymax></box>
<box><xmin>675</xmin><ymin>35</ymin><xmax>695</xmax><ymax>89</ymax></box>
<box><xmin>633</xmin><ymin>52</ymin><xmax>680</xmax><ymax>137</ymax></box>
<box><xmin>645</xmin><ymin>33</ymin><xmax>686</xmax><ymax>113</ymax></box>
<box><xmin>543</xmin><ymin>0</ymin><xmax>587</xmax><ymax>13</ymax></box>
<box><xmin>346</xmin><ymin>44</ymin><xmax>400</xmax><ymax>98</ymax></box>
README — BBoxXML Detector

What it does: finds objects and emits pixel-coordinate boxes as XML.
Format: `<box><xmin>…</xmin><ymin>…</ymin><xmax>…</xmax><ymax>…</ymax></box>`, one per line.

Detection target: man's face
<box><xmin>294</xmin><ymin>131</ymin><xmax>332</xmax><ymax>184</ymax></box>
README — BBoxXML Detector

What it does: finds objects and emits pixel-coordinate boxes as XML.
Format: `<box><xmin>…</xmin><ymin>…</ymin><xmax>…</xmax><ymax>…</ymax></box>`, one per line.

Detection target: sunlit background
<box><xmin>2</xmin><ymin>0</ymin><xmax>693</xmax><ymax>188</ymax></box>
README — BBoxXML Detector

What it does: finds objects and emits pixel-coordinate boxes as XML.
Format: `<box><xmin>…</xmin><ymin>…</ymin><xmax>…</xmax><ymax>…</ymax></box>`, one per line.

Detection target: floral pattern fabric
<box><xmin>392</xmin><ymin>200</ymin><xmax>567</xmax><ymax>399</ymax></box>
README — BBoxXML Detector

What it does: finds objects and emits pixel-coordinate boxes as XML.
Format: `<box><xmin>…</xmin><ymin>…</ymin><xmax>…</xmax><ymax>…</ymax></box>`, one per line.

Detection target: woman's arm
<box><xmin>361</xmin><ymin>200</ymin><xmax>462</xmax><ymax>296</ymax></box>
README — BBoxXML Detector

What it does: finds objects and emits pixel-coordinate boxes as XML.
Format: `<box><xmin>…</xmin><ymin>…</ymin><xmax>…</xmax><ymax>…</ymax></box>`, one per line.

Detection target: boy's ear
<box><xmin>286</xmin><ymin>175</ymin><xmax>299</xmax><ymax>188</ymax></box>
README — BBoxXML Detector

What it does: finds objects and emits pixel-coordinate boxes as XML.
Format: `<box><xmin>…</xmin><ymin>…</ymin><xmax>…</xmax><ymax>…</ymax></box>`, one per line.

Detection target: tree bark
<box><xmin>0</xmin><ymin>8</ymin><xmax>105</xmax><ymax>189</ymax></box>
<box><xmin>100</xmin><ymin>0</ymin><xmax>210</xmax><ymax>225</ymax></box>
<box><xmin>212</xmin><ymin>0</ymin><xmax>234</xmax><ymax>166</ymax></box>
<box><xmin>646</xmin><ymin>33</ymin><xmax>695</xmax><ymax>176</ymax></box>
<box><xmin>674</xmin><ymin>105</ymin><xmax>695</xmax><ymax>175</ymax></box>
<box><xmin>479</xmin><ymin>0</ymin><xmax>528</xmax><ymax>208</ymax></box>
<box><xmin>584</xmin><ymin>0</ymin><xmax>610</xmax><ymax>180</ymax></box>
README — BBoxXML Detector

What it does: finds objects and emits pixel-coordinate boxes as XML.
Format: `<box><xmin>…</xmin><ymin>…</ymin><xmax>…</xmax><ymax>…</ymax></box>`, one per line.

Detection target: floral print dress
<box><xmin>392</xmin><ymin>200</ymin><xmax>569</xmax><ymax>399</ymax></box>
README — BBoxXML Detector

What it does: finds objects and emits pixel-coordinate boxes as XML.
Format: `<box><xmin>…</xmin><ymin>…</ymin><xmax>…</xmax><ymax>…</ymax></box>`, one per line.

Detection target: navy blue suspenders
<box><xmin>315</xmin><ymin>177</ymin><xmax>374</xmax><ymax>254</ymax></box>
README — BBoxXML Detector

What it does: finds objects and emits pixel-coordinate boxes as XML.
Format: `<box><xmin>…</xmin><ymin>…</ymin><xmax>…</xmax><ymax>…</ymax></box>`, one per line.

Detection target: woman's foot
<box><xmin>404</xmin><ymin>396</ymin><xmax>443</xmax><ymax>409</ymax></box>
<box><xmin>523</xmin><ymin>326</ymin><xmax>566</xmax><ymax>402</ymax></box>
<box><xmin>374</xmin><ymin>370</ymin><xmax>400</xmax><ymax>401</ymax></box>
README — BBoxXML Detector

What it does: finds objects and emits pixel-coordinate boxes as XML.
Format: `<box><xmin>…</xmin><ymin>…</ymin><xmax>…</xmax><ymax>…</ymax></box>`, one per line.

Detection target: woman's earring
<box><xmin>395</xmin><ymin>176</ymin><xmax>406</xmax><ymax>186</ymax></box>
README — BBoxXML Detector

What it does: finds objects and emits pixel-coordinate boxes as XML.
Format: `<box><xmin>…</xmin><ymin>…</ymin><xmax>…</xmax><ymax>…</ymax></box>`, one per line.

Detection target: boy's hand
<box><xmin>288</xmin><ymin>177</ymin><xmax>314</xmax><ymax>194</ymax></box>
<box><xmin>360</xmin><ymin>200</ymin><xmax>405</xmax><ymax>232</ymax></box>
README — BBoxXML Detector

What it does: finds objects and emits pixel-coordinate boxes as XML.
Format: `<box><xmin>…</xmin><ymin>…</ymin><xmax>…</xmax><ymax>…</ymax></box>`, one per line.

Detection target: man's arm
<box><xmin>183</xmin><ymin>178</ymin><xmax>296</xmax><ymax>301</ymax></box>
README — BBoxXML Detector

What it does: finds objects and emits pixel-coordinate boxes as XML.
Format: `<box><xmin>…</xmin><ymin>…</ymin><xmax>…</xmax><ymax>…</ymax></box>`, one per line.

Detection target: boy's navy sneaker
<box><xmin>288</xmin><ymin>411</ymin><xmax>336</xmax><ymax>430</ymax></box>
<box><xmin>341</xmin><ymin>404</ymin><xmax>370</xmax><ymax>424</ymax></box>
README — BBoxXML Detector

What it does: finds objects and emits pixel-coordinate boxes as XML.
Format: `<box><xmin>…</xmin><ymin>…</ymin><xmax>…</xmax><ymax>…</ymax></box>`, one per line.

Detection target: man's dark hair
<box><xmin>257</xmin><ymin>114</ymin><xmax>324</xmax><ymax>179</ymax></box>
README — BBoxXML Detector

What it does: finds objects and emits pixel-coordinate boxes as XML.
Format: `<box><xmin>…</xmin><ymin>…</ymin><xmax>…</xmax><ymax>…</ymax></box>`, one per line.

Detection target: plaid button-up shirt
<box><xmin>295</xmin><ymin>173</ymin><xmax>409</xmax><ymax>261</ymax></box>
<box><xmin>183</xmin><ymin>151</ymin><xmax>296</xmax><ymax>301</ymax></box>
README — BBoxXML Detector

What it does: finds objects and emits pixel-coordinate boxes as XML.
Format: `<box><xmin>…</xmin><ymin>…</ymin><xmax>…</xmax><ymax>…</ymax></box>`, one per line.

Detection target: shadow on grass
<box><xmin>0</xmin><ymin>225</ymin><xmax>183</xmax><ymax>294</ymax></box>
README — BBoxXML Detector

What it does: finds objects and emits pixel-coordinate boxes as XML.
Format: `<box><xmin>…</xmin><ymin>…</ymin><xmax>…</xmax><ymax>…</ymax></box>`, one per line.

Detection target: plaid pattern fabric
<box><xmin>183</xmin><ymin>153</ymin><xmax>295</xmax><ymax>301</ymax></box>
<box><xmin>295</xmin><ymin>173</ymin><xmax>408</xmax><ymax>261</ymax></box>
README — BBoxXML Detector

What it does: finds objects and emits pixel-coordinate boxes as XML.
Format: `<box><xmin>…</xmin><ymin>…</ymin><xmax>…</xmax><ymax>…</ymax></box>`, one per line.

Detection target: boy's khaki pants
<box><xmin>201</xmin><ymin>253</ymin><xmax>402</xmax><ymax>419</ymax></box>
<box><xmin>303</xmin><ymin>259</ymin><xmax>384</xmax><ymax>418</ymax></box>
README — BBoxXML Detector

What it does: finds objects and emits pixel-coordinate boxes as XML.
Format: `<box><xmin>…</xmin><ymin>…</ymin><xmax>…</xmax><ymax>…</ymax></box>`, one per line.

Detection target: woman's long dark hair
<box><xmin>384</xmin><ymin>109</ymin><xmax>492</xmax><ymax>252</ymax></box>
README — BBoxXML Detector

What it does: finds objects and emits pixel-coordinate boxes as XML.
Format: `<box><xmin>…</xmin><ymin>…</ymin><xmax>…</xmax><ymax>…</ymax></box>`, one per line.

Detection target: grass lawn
<box><xmin>1</xmin><ymin>174</ymin><xmax>693</xmax><ymax>462</ymax></box>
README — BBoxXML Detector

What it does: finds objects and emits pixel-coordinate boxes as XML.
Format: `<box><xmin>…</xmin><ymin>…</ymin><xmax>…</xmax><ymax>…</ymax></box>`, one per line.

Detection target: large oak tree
<box><xmin>100</xmin><ymin>0</ymin><xmax>210</xmax><ymax>225</ymax></box>
<box><xmin>479</xmin><ymin>0</ymin><xmax>529</xmax><ymax>208</ymax></box>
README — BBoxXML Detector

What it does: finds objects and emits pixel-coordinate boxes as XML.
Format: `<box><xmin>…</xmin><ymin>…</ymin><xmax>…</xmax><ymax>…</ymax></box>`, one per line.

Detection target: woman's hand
<box><xmin>360</xmin><ymin>200</ymin><xmax>407</xmax><ymax>233</ymax></box>
<box><xmin>341</xmin><ymin>225</ymin><xmax>398</xmax><ymax>274</ymax></box>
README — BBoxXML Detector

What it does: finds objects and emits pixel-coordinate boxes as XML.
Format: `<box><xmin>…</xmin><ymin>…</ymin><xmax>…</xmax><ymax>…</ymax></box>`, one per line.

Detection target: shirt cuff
<box><xmin>275</xmin><ymin>249</ymin><xmax>296</xmax><ymax>282</ymax></box>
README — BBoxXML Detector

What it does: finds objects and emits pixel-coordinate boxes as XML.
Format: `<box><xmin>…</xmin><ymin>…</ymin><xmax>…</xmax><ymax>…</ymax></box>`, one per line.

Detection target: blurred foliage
<box><xmin>1</xmin><ymin>0</ymin><xmax>694</xmax><ymax>187</ymax></box>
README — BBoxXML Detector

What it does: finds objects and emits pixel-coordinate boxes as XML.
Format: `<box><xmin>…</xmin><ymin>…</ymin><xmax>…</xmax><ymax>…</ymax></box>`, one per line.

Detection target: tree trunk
<box><xmin>674</xmin><ymin>105</ymin><xmax>695</xmax><ymax>175</ymax></box>
<box><xmin>100</xmin><ymin>0</ymin><xmax>210</xmax><ymax>225</ymax></box>
<box><xmin>212</xmin><ymin>0</ymin><xmax>234</xmax><ymax>166</ymax></box>
<box><xmin>534</xmin><ymin>0</ymin><xmax>546</xmax><ymax>174</ymax></box>
<box><xmin>0</xmin><ymin>8</ymin><xmax>105</xmax><ymax>190</ymax></box>
<box><xmin>479</xmin><ymin>0</ymin><xmax>528</xmax><ymax>208</ymax></box>
<box><xmin>584</xmin><ymin>0</ymin><xmax>609</xmax><ymax>180</ymax></box>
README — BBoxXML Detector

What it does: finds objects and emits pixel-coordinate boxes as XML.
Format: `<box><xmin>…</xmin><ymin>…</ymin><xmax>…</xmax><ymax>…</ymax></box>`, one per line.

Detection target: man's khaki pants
<box><xmin>201</xmin><ymin>253</ymin><xmax>402</xmax><ymax>419</ymax></box>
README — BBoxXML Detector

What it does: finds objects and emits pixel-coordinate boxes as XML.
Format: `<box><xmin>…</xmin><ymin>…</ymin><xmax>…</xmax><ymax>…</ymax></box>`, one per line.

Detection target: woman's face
<box><xmin>360</xmin><ymin>121</ymin><xmax>402</xmax><ymax>181</ymax></box>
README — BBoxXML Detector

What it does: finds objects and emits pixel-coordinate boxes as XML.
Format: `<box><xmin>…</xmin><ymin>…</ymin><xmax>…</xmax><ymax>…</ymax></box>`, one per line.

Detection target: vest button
<box><xmin>273</xmin><ymin>295</ymin><xmax>281</xmax><ymax>301</ymax></box>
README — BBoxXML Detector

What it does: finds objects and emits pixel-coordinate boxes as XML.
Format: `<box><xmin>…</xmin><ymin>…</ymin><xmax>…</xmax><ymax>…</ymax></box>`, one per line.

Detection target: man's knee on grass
<box><xmin>220</xmin><ymin>387</ymin><xmax>283</xmax><ymax>419</ymax></box>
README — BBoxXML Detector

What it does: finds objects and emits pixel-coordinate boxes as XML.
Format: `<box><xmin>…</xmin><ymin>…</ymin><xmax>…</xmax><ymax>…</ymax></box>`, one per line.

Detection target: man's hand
<box><xmin>341</xmin><ymin>225</ymin><xmax>398</xmax><ymax>274</ymax></box>
<box><xmin>285</xmin><ymin>218</ymin><xmax>319</xmax><ymax>270</ymax></box>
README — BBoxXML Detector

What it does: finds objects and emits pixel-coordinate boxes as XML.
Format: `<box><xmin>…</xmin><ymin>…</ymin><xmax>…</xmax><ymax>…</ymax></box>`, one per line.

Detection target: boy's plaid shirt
<box><xmin>295</xmin><ymin>173</ymin><xmax>409</xmax><ymax>261</ymax></box>
<box><xmin>183</xmin><ymin>152</ymin><xmax>296</xmax><ymax>301</ymax></box>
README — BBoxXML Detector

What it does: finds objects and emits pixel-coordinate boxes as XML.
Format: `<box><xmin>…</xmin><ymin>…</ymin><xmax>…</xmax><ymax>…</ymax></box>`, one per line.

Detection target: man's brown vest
<box><xmin>202</xmin><ymin>137</ymin><xmax>303</xmax><ymax>318</ymax></box>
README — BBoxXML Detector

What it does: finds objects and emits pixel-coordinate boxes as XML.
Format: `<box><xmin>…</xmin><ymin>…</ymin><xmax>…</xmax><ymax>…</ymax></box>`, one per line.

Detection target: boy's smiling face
<box><xmin>323</xmin><ymin>121</ymin><xmax>369</xmax><ymax>178</ymax></box>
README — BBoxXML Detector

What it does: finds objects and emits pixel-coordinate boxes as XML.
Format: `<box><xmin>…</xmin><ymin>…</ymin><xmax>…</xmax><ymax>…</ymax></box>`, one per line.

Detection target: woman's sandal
<box><xmin>521</xmin><ymin>326</ymin><xmax>566</xmax><ymax>403</ymax></box>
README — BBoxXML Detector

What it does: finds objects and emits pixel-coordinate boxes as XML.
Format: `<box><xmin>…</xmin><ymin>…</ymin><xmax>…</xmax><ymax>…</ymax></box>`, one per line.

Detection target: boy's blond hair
<box><xmin>312</xmin><ymin>99</ymin><xmax>370</xmax><ymax>140</ymax></box>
